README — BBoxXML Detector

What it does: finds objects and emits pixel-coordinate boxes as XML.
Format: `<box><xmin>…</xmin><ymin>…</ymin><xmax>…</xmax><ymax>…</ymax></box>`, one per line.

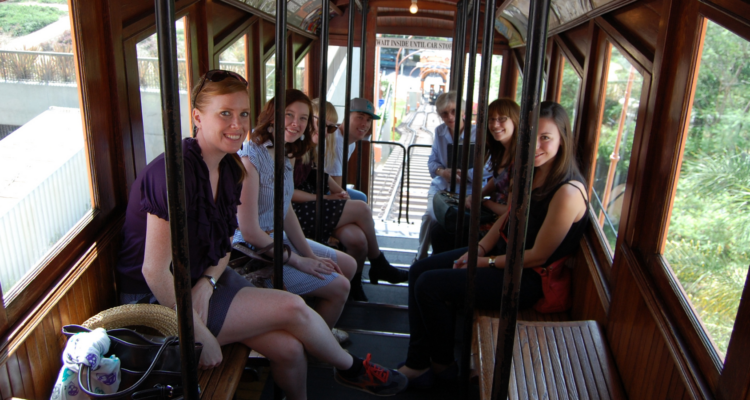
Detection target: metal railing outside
<box><xmin>371</xmin><ymin>140</ymin><xmax>406</xmax><ymax>222</ymax></box>
<box><xmin>0</xmin><ymin>50</ymin><xmax>75</xmax><ymax>84</ymax></box>
<box><xmin>404</xmin><ymin>144</ymin><xmax>433</xmax><ymax>223</ymax></box>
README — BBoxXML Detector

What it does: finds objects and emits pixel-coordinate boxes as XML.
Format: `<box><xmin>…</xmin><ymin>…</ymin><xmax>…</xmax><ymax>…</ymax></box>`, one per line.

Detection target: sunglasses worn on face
<box><xmin>313</xmin><ymin>116</ymin><xmax>339</xmax><ymax>134</ymax></box>
<box><xmin>192</xmin><ymin>69</ymin><xmax>249</xmax><ymax>108</ymax></box>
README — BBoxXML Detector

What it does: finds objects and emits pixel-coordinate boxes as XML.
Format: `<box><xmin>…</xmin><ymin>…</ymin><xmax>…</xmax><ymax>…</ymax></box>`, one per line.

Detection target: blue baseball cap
<box><xmin>350</xmin><ymin>98</ymin><xmax>381</xmax><ymax>120</ymax></box>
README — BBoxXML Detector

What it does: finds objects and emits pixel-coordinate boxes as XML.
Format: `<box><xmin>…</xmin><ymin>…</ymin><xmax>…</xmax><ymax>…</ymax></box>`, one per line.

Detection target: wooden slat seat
<box><xmin>196</xmin><ymin>343</ymin><xmax>252</xmax><ymax>400</ymax></box>
<box><xmin>473</xmin><ymin>316</ymin><xmax>625</xmax><ymax>400</ymax></box>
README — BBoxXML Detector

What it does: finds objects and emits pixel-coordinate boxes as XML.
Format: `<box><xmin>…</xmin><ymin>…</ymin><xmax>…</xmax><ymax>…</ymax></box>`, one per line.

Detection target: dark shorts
<box><xmin>120</xmin><ymin>266</ymin><xmax>253</xmax><ymax>336</ymax></box>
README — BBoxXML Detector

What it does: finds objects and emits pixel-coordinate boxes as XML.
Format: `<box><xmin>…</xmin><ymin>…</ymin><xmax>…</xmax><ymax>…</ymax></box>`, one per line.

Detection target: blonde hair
<box><xmin>305</xmin><ymin>98</ymin><xmax>338</xmax><ymax>167</ymax></box>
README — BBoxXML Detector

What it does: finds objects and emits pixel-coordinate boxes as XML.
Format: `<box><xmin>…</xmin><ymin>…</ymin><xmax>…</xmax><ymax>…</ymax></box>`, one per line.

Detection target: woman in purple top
<box><xmin>116</xmin><ymin>71</ymin><xmax>406</xmax><ymax>398</ymax></box>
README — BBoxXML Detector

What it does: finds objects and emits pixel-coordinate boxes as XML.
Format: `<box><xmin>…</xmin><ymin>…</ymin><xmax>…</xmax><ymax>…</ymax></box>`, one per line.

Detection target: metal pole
<box><xmin>273</xmin><ymin>0</ymin><xmax>287</xmax><ymax>292</ymax></box>
<box><xmin>356</xmin><ymin>0</ymin><xmax>368</xmax><ymax>191</ymax></box>
<box><xmin>449</xmin><ymin>0</ymin><xmax>467</xmax><ymax>194</ymax></box>
<box><xmin>315</xmin><ymin>0</ymin><xmax>331</xmax><ymax>243</ymax></box>
<box><xmin>491</xmin><ymin>0</ymin><xmax>551</xmax><ymax>399</ymax></box>
<box><xmin>454</xmin><ymin>0</ymin><xmax>479</xmax><ymax>247</ymax></box>
<box><xmin>154</xmin><ymin>0</ymin><xmax>198</xmax><ymax>399</ymax></box>
<box><xmin>461</xmin><ymin>0</ymin><xmax>497</xmax><ymax>394</ymax></box>
<box><xmin>449</xmin><ymin>1</ymin><xmax>462</xmax><ymax>90</ymax></box>
<box><xmin>341</xmin><ymin>2</ymin><xmax>355</xmax><ymax>191</ymax></box>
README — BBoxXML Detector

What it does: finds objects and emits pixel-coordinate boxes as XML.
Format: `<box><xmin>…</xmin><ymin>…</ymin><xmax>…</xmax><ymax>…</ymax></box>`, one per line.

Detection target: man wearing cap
<box><xmin>325</xmin><ymin>97</ymin><xmax>379</xmax><ymax>202</ymax></box>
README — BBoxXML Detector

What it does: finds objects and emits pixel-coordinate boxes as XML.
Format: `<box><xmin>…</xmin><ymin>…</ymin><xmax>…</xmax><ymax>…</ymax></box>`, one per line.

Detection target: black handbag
<box><xmin>433</xmin><ymin>190</ymin><xmax>497</xmax><ymax>233</ymax></box>
<box><xmin>62</xmin><ymin>325</ymin><xmax>202</xmax><ymax>399</ymax></box>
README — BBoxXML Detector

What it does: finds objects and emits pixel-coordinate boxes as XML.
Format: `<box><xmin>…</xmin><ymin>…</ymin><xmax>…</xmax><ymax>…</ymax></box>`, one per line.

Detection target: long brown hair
<box><xmin>251</xmin><ymin>89</ymin><xmax>315</xmax><ymax>159</ymax></box>
<box><xmin>534</xmin><ymin>101</ymin><xmax>583</xmax><ymax>199</ymax></box>
<box><xmin>485</xmin><ymin>98</ymin><xmax>520</xmax><ymax>173</ymax></box>
<box><xmin>190</xmin><ymin>72</ymin><xmax>248</xmax><ymax>182</ymax></box>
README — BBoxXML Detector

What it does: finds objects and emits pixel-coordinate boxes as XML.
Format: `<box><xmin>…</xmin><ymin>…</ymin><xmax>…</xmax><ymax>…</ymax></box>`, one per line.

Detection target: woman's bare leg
<box><xmin>243</xmin><ymin>331</ymin><xmax>308</xmax><ymax>400</ymax></box>
<box><xmin>332</xmin><ymin>249</ymin><xmax>357</xmax><ymax>279</ymax></box>
<box><xmin>335</xmin><ymin>200</ymin><xmax>381</xmax><ymax>259</ymax></box>
<box><xmin>305</xmin><ymin>275</ymin><xmax>350</xmax><ymax>328</ymax></box>
<box><xmin>334</xmin><ymin>224</ymin><xmax>367</xmax><ymax>274</ymax></box>
<box><xmin>216</xmin><ymin>287</ymin><xmax>353</xmax><ymax>369</ymax></box>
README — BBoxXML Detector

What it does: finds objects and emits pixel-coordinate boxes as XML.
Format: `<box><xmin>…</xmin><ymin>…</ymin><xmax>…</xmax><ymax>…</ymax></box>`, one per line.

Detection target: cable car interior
<box><xmin>0</xmin><ymin>0</ymin><xmax>749</xmax><ymax>399</ymax></box>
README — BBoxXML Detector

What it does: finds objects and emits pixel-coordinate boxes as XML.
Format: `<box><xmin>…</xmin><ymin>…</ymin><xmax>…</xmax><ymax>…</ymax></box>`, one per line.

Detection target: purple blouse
<box><xmin>492</xmin><ymin>165</ymin><xmax>512</xmax><ymax>205</ymax></box>
<box><xmin>116</xmin><ymin>138</ymin><xmax>243</xmax><ymax>294</ymax></box>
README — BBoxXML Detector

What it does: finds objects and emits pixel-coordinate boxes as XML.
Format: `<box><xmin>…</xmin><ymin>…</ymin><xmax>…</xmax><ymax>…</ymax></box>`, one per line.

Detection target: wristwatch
<box><xmin>203</xmin><ymin>275</ymin><xmax>217</xmax><ymax>290</ymax></box>
<box><xmin>488</xmin><ymin>257</ymin><xmax>497</xmax><ymax>269</ymax></box>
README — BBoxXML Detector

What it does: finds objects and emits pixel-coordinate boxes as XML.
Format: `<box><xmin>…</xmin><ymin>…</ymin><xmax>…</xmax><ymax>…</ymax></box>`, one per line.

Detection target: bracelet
<box><xmin>478</xmin><ymin>243</ymin><xmax>487</xmax><ymax>256</ymax></box>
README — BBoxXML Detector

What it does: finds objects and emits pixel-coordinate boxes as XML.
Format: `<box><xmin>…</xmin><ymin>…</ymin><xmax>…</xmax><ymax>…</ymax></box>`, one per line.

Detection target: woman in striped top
<box><xmin>234</xmin><ymin>89</ymin><xmax>356</xmax><ymax>335</ymax></box>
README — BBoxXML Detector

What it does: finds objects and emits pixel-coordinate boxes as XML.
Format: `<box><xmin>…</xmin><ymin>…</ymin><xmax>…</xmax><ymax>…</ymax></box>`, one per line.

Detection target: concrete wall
<box><xmin>0</xmin><ymin>82</ymin><xmax>190</xmax><ymax>163</ymax></box>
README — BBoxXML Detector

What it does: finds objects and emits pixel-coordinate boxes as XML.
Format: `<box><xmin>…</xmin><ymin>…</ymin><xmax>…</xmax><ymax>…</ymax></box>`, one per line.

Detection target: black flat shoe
<box><xmin>369</xmin><ymin>264</ymin><xmax>408</xmax><ymax>285</ymax></box>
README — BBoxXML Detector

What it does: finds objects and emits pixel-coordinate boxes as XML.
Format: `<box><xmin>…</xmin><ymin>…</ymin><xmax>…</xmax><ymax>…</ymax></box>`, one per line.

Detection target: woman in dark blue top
<box><xmin>397</xmin><ymin>102</ymin><xmax>590</xmax><ymax>389</ymax></box>
<box><xmin>116</xmin><ymin>71</ymin><xmax>407</xmax><ymax>398</ymax></box>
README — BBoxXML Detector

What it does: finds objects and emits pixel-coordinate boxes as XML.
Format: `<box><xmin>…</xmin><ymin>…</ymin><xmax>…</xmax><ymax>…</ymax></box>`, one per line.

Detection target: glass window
<box><xmin>590</xmin><ymin>44</ymin><xmax>643</xmax><ymax>254</ymax></box>
<box><xmin>295</xmin><ymin>55</ymin><xmax>306</xmax><ymax>91</ymax></box>
<box><xmin>136</xmin><ymin>17</ymin><xmax>191</xmax><ymax>164</ymax></box>
<box><xmin>664</xmin><ymin>20</ymin><xmax>750</xmax><ymax>359</ymax></box>
<box><xmin>462</xmin><ymin>54</ymin><xmax>502</xmax><ymax>121</ymax></box>
<box><xmin>265</xmin><ymin>54</ymin><xmax>276</xmax><ymax>104</ymax></box>
<box><xmin>219</xmin><ymin>34</ymin><xmax>246</xmax><ymax>79</ymax></box>
<box><xmin>0</xmin><ymin>2</ymin><xmax>93</xmax><ymax>294</ymax></box>
<box><xmin>559</xmin><ymin>56</ymin><xmax>581</xmax><ymax>131</ymax></box>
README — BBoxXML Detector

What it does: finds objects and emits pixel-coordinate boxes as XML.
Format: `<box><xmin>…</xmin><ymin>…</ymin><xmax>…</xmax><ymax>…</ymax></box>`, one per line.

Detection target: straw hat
<box><xmin>82</xmin><ymin>304</ymin><xmax>179</xmax><ymax>336</ymax></box>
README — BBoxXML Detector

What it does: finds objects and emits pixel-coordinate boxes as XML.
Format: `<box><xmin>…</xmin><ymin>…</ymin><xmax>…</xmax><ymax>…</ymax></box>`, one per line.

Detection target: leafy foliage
<box><xmin>665</xmin><ymin>21</ymin><xmax>750</xmax><ymax>357</ymax></box>
<box><xmin>0</xmin><ymin>3</ymin><xmax>65</xmax><ymax>37</ymax></box>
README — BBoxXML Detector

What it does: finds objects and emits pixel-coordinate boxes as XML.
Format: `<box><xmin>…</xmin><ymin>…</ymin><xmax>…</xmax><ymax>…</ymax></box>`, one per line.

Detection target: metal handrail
<box><xmin>371</xmin><ymin>140</ymin><xmax>406</xmax><ymax>222</ymax></box>
<box><xmin>405</xmin><ymin>144</ymin><xmax>433</xmax><ymax>224</ymax></box>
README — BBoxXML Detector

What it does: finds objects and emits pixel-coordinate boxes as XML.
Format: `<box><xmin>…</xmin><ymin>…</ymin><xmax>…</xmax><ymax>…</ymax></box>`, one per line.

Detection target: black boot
<box><xmin>368</xmin><ymin>252</ymin><xmax>408</xmax><ymax>284</ymax></box>
<box><xmin>348</xmin><ymin>272</ymin><xmax>369</xmax><ymax>302</ymax></box>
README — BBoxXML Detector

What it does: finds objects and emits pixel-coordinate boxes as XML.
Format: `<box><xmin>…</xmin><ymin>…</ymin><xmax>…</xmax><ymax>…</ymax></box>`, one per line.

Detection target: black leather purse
<box><xmin>433</xmin><ymin>190</ymin><xmax>497</xmax><ymax>233</ymax></box>
<box><xmin>63</xmin><ymin>325</ymin><xmax>202</xmax><ymax>400</ymax></box>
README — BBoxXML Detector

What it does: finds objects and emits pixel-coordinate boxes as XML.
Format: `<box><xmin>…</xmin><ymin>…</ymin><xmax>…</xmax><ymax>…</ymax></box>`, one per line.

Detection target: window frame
<box><xmin>0</xmin><ymin>0</ymin><xmax>122</xmax><ymax>332</ymax></box>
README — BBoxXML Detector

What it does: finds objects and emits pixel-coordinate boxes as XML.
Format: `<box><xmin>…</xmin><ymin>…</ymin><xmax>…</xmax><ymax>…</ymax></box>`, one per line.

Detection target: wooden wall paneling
<box><xmin>23</xmin><ymin>329</ymin><xmax>43</xmax><ymax>399</ymax></box>
<box><xmin>208</xmin><ymin>0</ymin><xmax>247</xmax><ymax>42</ymax></box>
<box><xmin>261</xmin><ymin>20</ymin><xmax>276</xmax><ymax>57</ymax></box>
<box><xmin>121</xmin><ymin>0</ymin><xmax>200</xmax><ymax>40</ymax></box>
<box><xmin>573</xmin><ymin>21</ymin><xmax>608</xmax><ymax>188</ymax></box>
<box><xmin>40</xmin><ymin>315</ymin><xmax>60</xmax><ymax>397</ymax></box>
<box><xmin>307</xmin><ymin>40</ymin><xmax>321</xmax><ymax>99</ymax></box>
<box><xmin>14</xmin><ymin>344</ymin><xmax>34</xmax><ymax>399</ymax></box>
<box><xmin>720</xmin><ymin>271</ymin><xmax>750</xmax><ymax>399</ymax></box>
<box><xmin>605</xmin><ymin>0</ymin><xmax>662</xmax><ymax>59</ymax></box>
<box><xmin>498</xmin><ymin>48</ymin><xmax>518</xmax><ymax>99</ymax></box>
<box><xmin>626</xmin><ymin>0</ymin><xmax>723</xmax><ymax>391</ymax></box>
<box><xmin>560</xmin><ymin>22</ymin><xmax>591</xmax><ymax>64</ymax></box>
<box><xmin>554</xmin><ymin>35</ymin><xmax>583</xmax><ymax>76</ymax></box>
<box><xmin>287</xmin><ymin>32</ymin><xmax>295</xmax><ymax>89</ymax></box>
<box><xmin>0</xmin><ymin>362</ymin><xmax>11</xmax><ymax>399</ymax></box>
<box><xmin>5</xmin><ymin>354</ymin><xmax>25</xmax><ymax>398</ymax></box>
<box><xmin>595</xmin><ymin>16</ymin><xmax>654</xmax><ymax>72</ymax></box>
<box><xmin>545</xmin><ymin>43</ymin><xmax>563</xmax><ymax>102</ymax></box>
<box><xmin>625</xmin><ymin>307</ymin><xmax>657</xmax><ymax>399</ymax></box>
<box><xmin>364</xmin><ymin>7</ymin><xmax>377</xmax><ymax>103</ymax></box>
<box><xmin>703</xmin><ymin>0</ymin><xmax>750</xmax><ymax>28</ymax></box>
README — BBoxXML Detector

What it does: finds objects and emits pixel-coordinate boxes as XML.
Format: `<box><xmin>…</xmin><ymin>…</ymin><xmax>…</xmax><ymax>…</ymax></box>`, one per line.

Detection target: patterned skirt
<box><xmin>292</xmin><ymin>199</ymin><xmax>346</xmax><ymax>240</ymax></box>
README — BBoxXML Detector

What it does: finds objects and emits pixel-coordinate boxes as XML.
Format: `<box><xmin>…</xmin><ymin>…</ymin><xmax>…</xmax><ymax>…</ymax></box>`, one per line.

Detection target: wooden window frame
<box><xmin>0</xmin><ymin>0</ymin><xmax>124</xmax><ymax>334</ymax></box>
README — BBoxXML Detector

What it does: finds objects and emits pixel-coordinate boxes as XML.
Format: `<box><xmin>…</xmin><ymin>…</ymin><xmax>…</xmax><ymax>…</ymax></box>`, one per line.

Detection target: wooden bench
<box><xmin>196</xmin><ymin>344</ymin><xmax>268</xmax><ymax>400</ymax></box>
<box><xmin>472</xmin><ymin>310</ymin><xmax>625</xmax><ymax>400</ymax></box>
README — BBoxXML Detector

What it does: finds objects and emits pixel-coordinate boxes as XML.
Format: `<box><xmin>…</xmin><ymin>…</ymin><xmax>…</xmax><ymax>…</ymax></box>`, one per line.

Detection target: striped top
<box><xmin>238</xmin><ymin>140</ymin><xmax>294</xmax><ymax>232</ymax></box>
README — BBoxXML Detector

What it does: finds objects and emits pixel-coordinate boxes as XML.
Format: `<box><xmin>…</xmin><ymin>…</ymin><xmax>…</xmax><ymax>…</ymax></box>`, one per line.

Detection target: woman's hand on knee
<box><xmin>295</xmin><ymin>256</ymin><xmax>337</xmax><ymax>279</ymax></box>
<box><xmin>453</xmin><ymin>252</ymin><xmax>469</xmax><ymax>269</ymax></box>
<box><xmin>196</xmin><ymin>329</ymin><xmax>223</xmax><ymax>369</ymax></box>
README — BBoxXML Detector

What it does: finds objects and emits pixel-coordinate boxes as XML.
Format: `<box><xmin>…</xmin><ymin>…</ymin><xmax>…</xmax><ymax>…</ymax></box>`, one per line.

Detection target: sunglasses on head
<box><xmin>192</xmin><ymin>69</ymin><xmax>248</xmax><ymax>108</ymax></box>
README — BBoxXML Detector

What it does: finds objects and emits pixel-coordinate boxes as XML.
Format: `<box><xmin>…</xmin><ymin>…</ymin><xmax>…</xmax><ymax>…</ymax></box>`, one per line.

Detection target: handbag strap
<box><xmin>233</xmin><ymin>242</ymin><xmax>291</xmax><ymax>264</ymax></box>
<box><xmin>77</xmin><ymin>336</ymin><xmax>178</xmax><ymax>399</ymax></box>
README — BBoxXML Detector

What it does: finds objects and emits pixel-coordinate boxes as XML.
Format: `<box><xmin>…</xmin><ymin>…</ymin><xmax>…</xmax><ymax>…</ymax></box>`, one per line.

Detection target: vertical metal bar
<box><xmin>273</xmin><ymin>0</ymin><xmax>287</xmax><ymax>292</ymax></box>
<box><xmin>154</xmin><ymin>0</ymin><xmax>198</xmax><ymax>398</ymax></box>
<box><xmin>449</xmin><ymin>2</ymin><xmax>461</xmax><ymax>90</ymax></box>
<box><xmin>356</xmin><ymin>0</ymin><xmax>368</xmax><ymax>191</ymax></box>
<box><xmin>454</xmin><ymin>0</ymin><xmax>480</xmax><ymax>247</ymax></box>
<box><xmin>491</xmin><ymin>1</ymin><xmax>551</xmax><ymax>399</ymax></box>
<box><xmin>341</xmin><ymin>3</ymin><xmax>355</xmax><ymax>191</ymax></box>
<box><xmin>461</xmin><ymin>0</ymin><xmax>497</xmax><ymax>394</ymax></box>
<box><xmin>315</xmin><ymin>0</ymin><xmax>331</xmax><ymax>243</ymax></box>
<box><xmin>449</xmin><ymin>0</ymin><xmax>467</xmax><ymax>193</ymax></box>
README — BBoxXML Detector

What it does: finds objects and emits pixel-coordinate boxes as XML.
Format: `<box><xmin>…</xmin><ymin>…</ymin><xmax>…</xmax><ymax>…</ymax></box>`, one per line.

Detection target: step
<box><xmin>378</xmin><ymin>246</ymin><xmax>418</xmax><ymax>265</ymax></box>
<box><xmin>376</xmin><ymin>234</ymin><xmax>419</xmax><ymax>249</ymax></box>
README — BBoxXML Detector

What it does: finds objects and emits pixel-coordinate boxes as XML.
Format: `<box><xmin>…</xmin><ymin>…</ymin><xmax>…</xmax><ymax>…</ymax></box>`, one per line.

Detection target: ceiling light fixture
<box><xmin>410</xmin><ymin>0</ymin><xmax>418</xmax><ymax>14</ymax></box>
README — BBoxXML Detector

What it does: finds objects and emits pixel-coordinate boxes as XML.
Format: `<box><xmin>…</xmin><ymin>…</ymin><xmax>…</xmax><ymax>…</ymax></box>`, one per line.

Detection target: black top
<box><xmin>496</xmin><ymin>178</ymin><xmax>589</xmax><ymax>267</ymax></box>
<box><xmin>116</xmin><ymin>138</ymin><xmax>243</xmax><ymax>294</ymax></box>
